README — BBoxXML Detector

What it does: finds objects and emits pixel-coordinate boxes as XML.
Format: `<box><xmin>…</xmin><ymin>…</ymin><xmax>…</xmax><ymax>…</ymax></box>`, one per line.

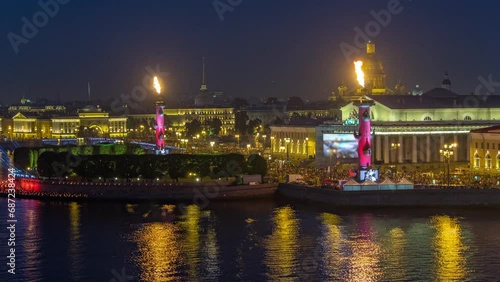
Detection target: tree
<box><xmin>209</xmin><ymin>118</ymin><xmax>223</xmax><ymax>136</ymax></box>
<box><xmin>247</xmin><ymin>118</ymin><xmax>262</xmax><ymax>135</ymax></box>
<box><xmin>286</xmin><ymin>96</ymin><xmax>305</xmax><ymax>110</ymax></box>
<box><xmin>265</xmin><ymin>97</ymin><xmax>279</xmax><ymax>105</ymax></box>
<box><xmin>233</xmin><ymin>98</ymin><xmax>248</xmax><ymax>110</ymax></box>
<box><xmin>246</xmin><ymin>154</ymin><xmax>267</xmax><ymax>178</ymax></box>
<box><xmin>235</xmin><ymin>111</ymin><xmax>249</xmax><ymax>135</ymax></box>
<box><xmin>186</xmin><ymin>119</ymin><xmax>202</xmax><ymax>138</ymax></box>
<box><xmin>37</xmin><ymin>151</ymin><xmax>57</xmax><ymax>178</ymax></box>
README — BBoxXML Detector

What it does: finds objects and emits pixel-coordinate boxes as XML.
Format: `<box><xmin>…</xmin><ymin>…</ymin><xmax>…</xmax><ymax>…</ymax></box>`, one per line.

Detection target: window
<box><xmin>486</xmin><ymin>154</ymin><xmax>492</xmax><ymax>169</ymax></box>
<box><xmin>494</xmin><ymin>143</ymin><xmax>496</xmax><ymax>150</ymax></box>
<box><xmin>474</xmin><ymin>153</ymin><xmax>480</xmax><ymax>168</ymax></box>
<box><xmin>487</xmin><ymin>143</ymin><xmax>490</xmax><ymax>150</ymax></box>
<box><xmin>497</xmin><ymin>155</ymin><xmax>500</xmax><ymax>169</ymax></box>
<box><xmin>464</xmin><ymin>116</ymin><xmax>472</xmax><ymax>120</ymax></box>
<box><xmin>424</xmin><ymin>116</ymin><xmax>432</xmax><ymax>121</ymax></box>
<box><xmin>475</xmin><ymin>142</ymin><xmax>478</xmax><ymax>149</ymax></box>
<box><xmin>481</xmin><ymin>143</ymin><xmax>484</xmax><ymax>149</ymax></box>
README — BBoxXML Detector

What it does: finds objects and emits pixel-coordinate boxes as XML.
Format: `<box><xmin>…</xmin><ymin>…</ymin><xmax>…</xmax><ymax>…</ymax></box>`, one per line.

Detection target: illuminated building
<box><xmin>469</xmin><ymin>125</ymin><xmax>500</xmax><ymax>171</ymax></box>
<box><xmin>8</xmin><ymin>95</ymin><xmax>66</xmax><ymax>115</ymax></box>
<box><xmin>357</xmin><ymin>41</ymin><xmax>386</xmax><ymax>95</ymax></box>
<box><xmin>5</xmin><ymin>105</ymin><xmax>127</xmax><ymax>140</ymax></box>
<box><xmin>269</xmin><ymin>125</ymin><xmax>316</xmax><ymax>160</ymax></box>
<box><xmin>10</xmin><ymin>113</ymin><xmax>51</xmax><ymax>139</ymax></box>
<box><xmin>129</xmin><ymin>107</ymin><xmax>235</xmax><ymax>136</ymax></box>
<box><xmin>51</xmin><ymin>106</ymin><xmax>127</xmax><ymax>139</ymax></box>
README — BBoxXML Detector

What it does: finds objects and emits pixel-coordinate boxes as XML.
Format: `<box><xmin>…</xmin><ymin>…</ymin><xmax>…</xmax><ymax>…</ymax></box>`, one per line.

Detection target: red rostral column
<box><xmin>153</xmin><ymin>76</ymin><xmax>166</xmax><ymax>154</ymax></box>
<box><xmin>354</xmin><ymin>98</ymin><xmax>374</xmax><ymax>169</ymax></box>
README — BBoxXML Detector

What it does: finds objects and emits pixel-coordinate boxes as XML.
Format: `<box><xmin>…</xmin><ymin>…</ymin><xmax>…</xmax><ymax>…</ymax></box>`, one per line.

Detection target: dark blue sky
<box><xmin>1</xmin><ymin>0</ymin><xmax>499</xmax><ymax>104</ymax></box>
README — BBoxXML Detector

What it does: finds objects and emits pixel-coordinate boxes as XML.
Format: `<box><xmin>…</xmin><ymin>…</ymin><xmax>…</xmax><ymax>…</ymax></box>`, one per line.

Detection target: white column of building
<box><xmin>412</xmin><ymin>136</ymin><xmax>418</xmax><ymax>163</ymax></box>
<box><xmin>466</xmin><ymin>135</ymin><xmax>470</xmax><ymax>162</ymax></box>
<box><xmin>383</xmin><ymin>135</ymin><xmax>390</xmax><ymax>164</ymax></box>
<box><xmin>439</xmin><ymin>135</ymin><xmax>445</xmax><ymax>162</ymax></box>
<box><xmin>398</xmin><ymin>135</ymin><xmax>403</xmax><ymax>163</ymax></box>
<box><xmin>376</xmin><ymin>135</ymin><xmax>382</xmax><ymax>162</ymax></box>
<box><xmin>426</xmin><ymin>135</ymin><xmax>431</xmax><ymax>162</ymax></box>
<box><xmin>454</xmin><ymin>134</ymin><xmax>458</xmax><ymax>161</ymax></box>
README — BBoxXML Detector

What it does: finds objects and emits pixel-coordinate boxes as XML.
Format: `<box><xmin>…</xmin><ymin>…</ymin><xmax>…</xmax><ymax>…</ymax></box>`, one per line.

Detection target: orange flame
<box><xmin>354</xmin><ymin>61</ymin><xmax>365</xmax><ymax>87</ymax></box>
<box><xmin>153</xmin><ymin>76</ymin><xmax>161</xmax><ymax>94</ymax></box>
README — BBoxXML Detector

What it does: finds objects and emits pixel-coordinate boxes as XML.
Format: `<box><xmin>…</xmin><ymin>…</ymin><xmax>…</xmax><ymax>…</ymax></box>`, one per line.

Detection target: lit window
<box><xmin>424</xmin><ymin>116</ymin><xmax>432</xmax><ymax>121</ymax></box>
<box><xmin>486</xmin><ymin>154</ymin><xmax>492</xmax><ymax>169</ymax></box>
<box><xmin>474</xmin><ymin>153</ymin><xmax>480</xmax><ymax>168</ymax></box>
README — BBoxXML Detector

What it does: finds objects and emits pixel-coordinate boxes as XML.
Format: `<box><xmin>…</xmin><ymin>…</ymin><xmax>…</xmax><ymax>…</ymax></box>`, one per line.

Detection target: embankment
<box><xmin>278</xmin><ymin>184</ymin><xmax>500</xmax><ymax>207</ymax></box>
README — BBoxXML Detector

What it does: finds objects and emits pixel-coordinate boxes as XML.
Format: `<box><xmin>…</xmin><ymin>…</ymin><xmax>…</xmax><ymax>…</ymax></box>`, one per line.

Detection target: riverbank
<box><xmin>278</xmin><ymin>184</ymin><xmax>500</xmax><ymax>207</ymax></box>
<box><xmin>0</xmin><ymin>179</ymin><xmax>278</xmax><ymax>202</ymax></box>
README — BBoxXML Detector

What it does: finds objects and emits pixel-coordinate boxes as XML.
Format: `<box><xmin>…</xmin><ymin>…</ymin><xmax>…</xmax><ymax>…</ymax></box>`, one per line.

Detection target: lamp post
<box><xmin>262</xmin><ymin>134</ymin><xmax>267</xmax><ymax>149</ymax></box>
<box><xmin>391</xmin><ymin>142</ymin><xmax>401</xmax><ymax>175</ymax></box>
<box><xmin>246</xmin><ymin>144</ymin><xmax>251</xmax><ymax>154</ymax></box>
<box><xmin>210</xmin><ymin>141</ymin><xmax>215</xmax><ymax>152</ymax></box>
<box><xmin>305</xmin><ymin>137</ymin><xmax>309</xmax><ymax>157</ymax></box>
<box><xmin>235</xmin><ymin>134</ymin><xmax>240</xmax><ymax>150</ymax></box>
<box><xmin>270</xmin><ymin>136</ymin><xmax>275</xmax><ymax>154</ymax></box>
<box><xmin>328</xmin><ymin>148</ymin><xmax>337</xmax><ymax>179</ymax></box>
<box><xmin>285</xmin><ymin>138</ymin><xmax>291</xmax><ymax>161</ymax></box>
<box><xmin>440</xmin><ymin>143</ymin><xmax>457</xmax><ymax>188</ymax></box>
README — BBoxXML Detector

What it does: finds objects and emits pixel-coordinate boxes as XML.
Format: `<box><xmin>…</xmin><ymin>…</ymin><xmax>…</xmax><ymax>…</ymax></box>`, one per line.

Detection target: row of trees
<box><xmin>37</xmin><ymin>152</ymin><xmax>267</xmax><ymax>181</ymax></box>
<box><xmin>14</xmin><ymin>144</ymin><xmax>146</xmax><ymax>170</ymax></box>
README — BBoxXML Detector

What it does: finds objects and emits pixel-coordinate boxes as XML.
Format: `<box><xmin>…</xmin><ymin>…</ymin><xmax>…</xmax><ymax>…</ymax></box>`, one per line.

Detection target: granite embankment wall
<box><xmin>3</xmin><ymin>179</ymin><xmax>277</xmax><ymax>201</ymax></box>
<box><xmin>278</xmin><ymin>184</ymin><xmax>500</xmax><ymax>207</ymax></box>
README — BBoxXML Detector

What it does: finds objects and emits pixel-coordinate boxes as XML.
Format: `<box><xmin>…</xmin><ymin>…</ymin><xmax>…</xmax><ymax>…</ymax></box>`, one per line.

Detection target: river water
<box><xmin>1</xmin><ymin>198</ymin><xmax>500</xmax><ymax>281</ymax></box>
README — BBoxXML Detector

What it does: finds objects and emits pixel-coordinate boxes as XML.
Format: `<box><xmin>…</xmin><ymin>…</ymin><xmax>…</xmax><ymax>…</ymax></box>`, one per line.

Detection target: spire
<box><xmin>200</xmin><ymin>57</ymin><xmax>208</xmax><ymax>91</ymax></box>
<box><xmin>88</xmin><ymin>81</ymin><xmax>91</xmax><ymax>103</ymax></box>
<box><xmin>367</xmin><ymin>41</ymin><xmax>375</xmax><ymax>54</ymax></box>
<box><xmin>442</xmin><ymin>71</ymin><xmax>451</xmax><ymax>90</ymax></box>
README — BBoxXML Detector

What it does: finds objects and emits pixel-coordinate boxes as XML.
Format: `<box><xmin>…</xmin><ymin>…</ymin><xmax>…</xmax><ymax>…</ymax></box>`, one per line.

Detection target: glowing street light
<box><xmin>210</xmin><ymin>141</ymin><xmax>215</xmax><ymax>152</ymax></box>
<box><xmin>440</xmin><ymin>143</ymin><xmax>457</xmax><ymax>188</ymax></box>
<box><xmin>246</xmin><ymin>144</ymin><xmax>251</xmax><ymax>154</ymax></box>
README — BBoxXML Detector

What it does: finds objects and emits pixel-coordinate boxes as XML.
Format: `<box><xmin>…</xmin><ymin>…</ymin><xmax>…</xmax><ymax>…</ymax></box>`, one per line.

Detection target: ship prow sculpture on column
<box><xmin>353</xmin><ymin>95</ymin><xmax>378</xmax><ymax>183</ymax></box>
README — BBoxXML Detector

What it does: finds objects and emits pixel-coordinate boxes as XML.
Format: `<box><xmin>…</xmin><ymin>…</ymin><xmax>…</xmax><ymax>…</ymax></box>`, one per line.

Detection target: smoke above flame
<box><xmin>153</xmin><ymin>76</ymin><xmax>161</xmax><ymax>94</ymax></box>
<box><xmin>354</xmin><ymin>61</ymin><xmax>365</xmax><ymax>87</ymax></box>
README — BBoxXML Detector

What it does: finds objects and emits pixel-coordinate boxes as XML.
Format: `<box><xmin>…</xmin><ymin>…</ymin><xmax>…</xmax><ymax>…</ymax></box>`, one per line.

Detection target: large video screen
<box><xmin>323</xmin><ymin>134</ymin><xmax>358</xmax><ymax>159</ymax></box>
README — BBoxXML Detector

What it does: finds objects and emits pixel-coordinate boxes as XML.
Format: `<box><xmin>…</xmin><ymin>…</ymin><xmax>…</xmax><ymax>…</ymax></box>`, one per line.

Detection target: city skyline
<box><xmin>1</xmin><ymin>1</ymin><xmax>500</xmax><ymax>104</ymax></box>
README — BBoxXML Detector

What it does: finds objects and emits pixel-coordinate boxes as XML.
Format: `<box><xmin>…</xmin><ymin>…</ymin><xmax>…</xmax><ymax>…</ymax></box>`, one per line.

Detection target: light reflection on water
<box><xmin>432</xmin><ymin>215</ymin><xmax>468</xmax><ymax>281</ymax></box>
<box><xmin>264</xmin><ymin>206</ymin><xmax>299</xmax><ymax>280</ymax></box>
<box><xmin>3</xmin><ymin>200</ymin><xmax>500</xmax><ymax>281</ymax></box>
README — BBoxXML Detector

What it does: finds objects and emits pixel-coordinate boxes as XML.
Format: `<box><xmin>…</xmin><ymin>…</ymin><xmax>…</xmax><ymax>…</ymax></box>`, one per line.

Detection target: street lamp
<box><xmin>210</xmin><ymin>141</ymin><xmax>215</xmax><ymax>152</ymax></box>
<box><xmin>327</xmin><ymin>148</ymin><xmax>337</xmax><ymax>179</ymax></box>
<box><xmin>246</xmin><ymin>143</ymin><xmax>251</xmax><ymax>154</ymax></box>
<box><xmin>391</xmin><ymin>142</ymin><xmax>401</xmax><ymax>174</ymax></box>
<box><xmin>440</xmin><ymin>143</ymin><xmax>457</xmax><ymax>188</ymax></box>
<box><xmin>235</xmin><ymin>134</ymin><xmax>240</xmax><ymax>149</ymax></box>
<box><xmin>285</xmin><ymin>138</ymin><xmax>291</xmax><ymax>161</ymax></box>
<box><xmin>270</xmin><ymin>136</ymin><xmax>275</xmax><ymax>154</ymax></box>
<box><xmin>262</xmin><ymin>134</ymin><xmax>267</xmax><ymax>149</ymax></box>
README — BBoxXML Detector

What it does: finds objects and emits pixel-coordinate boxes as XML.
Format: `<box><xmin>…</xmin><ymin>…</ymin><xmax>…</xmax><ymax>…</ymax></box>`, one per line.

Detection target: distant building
<box><xmin>3</xmin><ymin>105</ymin><xmax>127</xmax><ymax>140</ymax></box>
<box><xmin>359</xmin><ymin>41</ymin><xmax>387</xmax><ymax>95</ymax></box>
<box><xmin>194</xmin><ymin>57</ymin><xmax>229</xmax><ymax>107</ymax></box>
<box><xmin>8</xmin><ymin>95</ymin><xmax>66</xmax><ymax>115</ymax></box>
<box><xmin>269</xmin><ymin>125</ymin><xmax>316</xmax><ymax>161</ymax></box>
<box><xmin>469</xmin><ymin>125</ymin><xmax>500</xmax><ymax>171</ymax></box>
<box><xmin>129</xmin><ymin>107</ymin><xmax>235</xmax><ymax>136</ymax></box>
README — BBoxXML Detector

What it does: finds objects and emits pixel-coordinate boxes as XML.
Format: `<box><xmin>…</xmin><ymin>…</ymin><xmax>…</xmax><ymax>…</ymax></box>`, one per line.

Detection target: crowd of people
<box><xmin>267</xmin><ymin>160</ymin><xmax>500</xmax><ymax>189</ymax></box>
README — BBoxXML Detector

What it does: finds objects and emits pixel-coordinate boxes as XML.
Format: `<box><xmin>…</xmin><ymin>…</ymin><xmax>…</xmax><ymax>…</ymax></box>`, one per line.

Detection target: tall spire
<box><xmin>200</xmin><ymin>57</ymin><xmax>208</xmax><ymax>91</ymax></box>
<box><xmin>88</xmin><ymin>81</ymin><xmax>91</xmax><ymax>103</ymax></box>
<box><xmin>442</xmin><ymin>71</ymin><xmax>451</xmax><ymax>90</ymax></box>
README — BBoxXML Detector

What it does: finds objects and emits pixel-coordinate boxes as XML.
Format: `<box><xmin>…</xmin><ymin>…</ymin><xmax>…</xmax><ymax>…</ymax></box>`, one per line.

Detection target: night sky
<box><xmin>1</xmin><ymin>0</ymin><xmax>499</xmax><ymax>105</ymax></box>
